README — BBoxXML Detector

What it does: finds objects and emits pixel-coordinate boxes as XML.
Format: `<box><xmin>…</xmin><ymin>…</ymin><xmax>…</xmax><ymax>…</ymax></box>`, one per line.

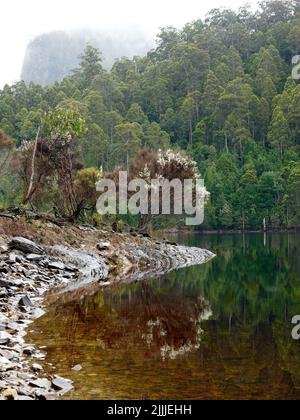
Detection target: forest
<box><xmin>0</xmin><ymin>0</ymin><xmax>299</xmax><ymax>231</ymax></box>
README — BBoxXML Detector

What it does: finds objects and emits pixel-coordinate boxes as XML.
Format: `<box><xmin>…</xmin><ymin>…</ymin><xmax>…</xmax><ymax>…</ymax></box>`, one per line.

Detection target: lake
<box><xmin>28</xmin><ymin>233</ymin><xmax>300</xmax><ymax>400</ymax></box>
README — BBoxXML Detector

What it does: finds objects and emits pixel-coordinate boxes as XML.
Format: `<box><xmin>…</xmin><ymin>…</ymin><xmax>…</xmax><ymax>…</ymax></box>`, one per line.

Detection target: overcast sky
<box><xmin>1</xmin><ymin>0</ymin><xmax>257</xmax><ymax>88</ymax></box>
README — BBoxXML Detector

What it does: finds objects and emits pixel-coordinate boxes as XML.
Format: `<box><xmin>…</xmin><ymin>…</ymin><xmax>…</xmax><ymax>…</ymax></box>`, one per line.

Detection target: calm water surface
<box><xmin>28</xmin><ymin>233</ymin><xmax>300</xmax><ymax>400</ymax></box>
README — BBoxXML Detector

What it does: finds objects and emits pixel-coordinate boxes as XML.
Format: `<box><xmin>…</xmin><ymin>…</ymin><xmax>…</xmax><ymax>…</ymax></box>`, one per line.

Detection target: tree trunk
<box><xmin>242</xmin><ymin>210</ymin><xmax>245</xmax><ymax>232</ymax></box>
<box><xmin>189</xmin><ymin>120</ymin><xmax>193</xmax><ymax>145</ymax></box>
<box><xmin>23</xmin><ymin>127</ymin><xmax>40</xmax><ymax>205</ymax></box>
<box><xmin>263</xmin><ymin>217</ymin><xmax>267</xmax><ymax>232</ymax></box>
<box><xmin>225</xmin><ymin>134</ymin><xmax>229</xmax><ymax>153</ymax></box>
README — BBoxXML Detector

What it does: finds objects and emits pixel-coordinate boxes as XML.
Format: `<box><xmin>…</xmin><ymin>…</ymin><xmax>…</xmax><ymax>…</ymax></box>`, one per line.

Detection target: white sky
<box><xmin>0</xmin><ymin>0</ymin><xmax>257</xmax><ymax>88</ymax></box>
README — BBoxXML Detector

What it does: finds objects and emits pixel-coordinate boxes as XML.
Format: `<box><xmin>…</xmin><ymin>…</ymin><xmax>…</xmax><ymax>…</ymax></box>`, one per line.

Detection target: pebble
<box><xmin>23</xmin><ymin>346</ymin><xmax>35</xmax><ymax>355</ymax></box>
<box><xmin>0</xmin><ymin>349</ymin><xmax>14</xmax><ymax>360</ymax></box>
<box><xmin>97</xmin><ymin>241</ymin><xmax>111</xmax><ymax>251</ymax></box>
<box><xmin>0</xmin><ymin>356</ymin><xmax>11</xmax><ymax>365</ymax></box>
<box><xmin>72</xmin><ymin>364</ymin><xmax>82</xmax><ymax>372</ymax></box>
<box><xmin>0</xmin><ymin>245</ymin><xmax>8</xmax><ymax>254</ymax></box>
<box><xmin>19</xmin><ymin>295</ymin><xmax>34</xmax><ymax>308</ymax></box>
<box><xmin>32</xmin><ymin>363</ymin><xmax>43</xmax><ymax>372</ymax></box>
<box><xmin>0</xmin><ymin>331</ymin><xmax>12</xmax><ymax>345</ymax></box>
<box><xmin>0</xmin><ymin>236</ymin><xmax>81</xmax><ymax>399</ymax></box>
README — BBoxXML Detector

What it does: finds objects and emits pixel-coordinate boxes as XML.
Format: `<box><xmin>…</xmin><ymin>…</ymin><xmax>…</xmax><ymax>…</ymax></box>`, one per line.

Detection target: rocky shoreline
<box><xmin>0</xmin><ymin>221</ymin><xmax>215</xmax><ymax>400</ymax></box>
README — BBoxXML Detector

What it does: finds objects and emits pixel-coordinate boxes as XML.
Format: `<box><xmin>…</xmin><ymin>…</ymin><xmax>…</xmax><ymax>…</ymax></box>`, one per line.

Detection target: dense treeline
<box><xmin>0</xmin><ymin>0</ymin><xmax>300</xmax><ymax>230</ymax></box>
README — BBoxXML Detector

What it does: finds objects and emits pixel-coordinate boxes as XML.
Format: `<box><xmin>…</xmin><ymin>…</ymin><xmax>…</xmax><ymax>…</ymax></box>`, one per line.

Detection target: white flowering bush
<box><xmin>157</xmin><ymin>149</ymin><xmax>200</xmax><ymax>177</ymax></box>
<box><xmin>136</xmin><ymin>148</ymin><xmax>210</xmax><ymax>202</ymax></box>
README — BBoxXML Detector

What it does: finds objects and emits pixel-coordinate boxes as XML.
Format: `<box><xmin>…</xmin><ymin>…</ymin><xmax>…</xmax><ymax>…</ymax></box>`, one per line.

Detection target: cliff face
<box><xmin>21</xmin><ymin>29</ymin><xmax>153</xmax><ymax>85</ymax></box>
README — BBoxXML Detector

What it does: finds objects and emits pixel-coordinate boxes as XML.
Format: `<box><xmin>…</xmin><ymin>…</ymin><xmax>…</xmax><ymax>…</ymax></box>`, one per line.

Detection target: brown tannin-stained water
<box><xmin>27</xmin><ymin>233</ymin><xmax>300</xmax><ymax>400</ymax></box>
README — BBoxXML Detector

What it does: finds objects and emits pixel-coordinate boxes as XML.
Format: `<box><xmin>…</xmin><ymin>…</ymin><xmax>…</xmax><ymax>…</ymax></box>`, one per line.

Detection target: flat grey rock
<box><xmin>0</xmin><ymin>331</ymin><xmax>12</xmax><ymax>345</ymax></box>
<box><xmin>10</xmin><ymin>238</ymin><xmax>44</xmax><ymax>255</ymax></box>
<box><xmin>29</xmin><ymin>378</ymin><xmax>51</xmax><ymax>389</ymax></box>
<box><xmin>48</xmin><ymin>261</ymin><xmax>65</xmax><ymax>270</ymax></box>
<box><xmin>52</xmin><ymin>376</ymin><xmax>73</xmax><ymax>394</ymax></box>
<box><xmin>19</xmin><ymin>295</ymin><xmax>34</xmax><ymax>308</ymax></box>
<box><xmin>27</xmin><ymin>254</ymin><xmax>43</xmax><ymax>262</ymax></box>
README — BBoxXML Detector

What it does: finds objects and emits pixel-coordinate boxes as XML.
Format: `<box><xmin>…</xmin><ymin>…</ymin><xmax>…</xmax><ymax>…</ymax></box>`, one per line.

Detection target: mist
<box><xmin>0</xmin><ymin>0</ymin><xmax>258</xmax><ymax>88</ymax></box>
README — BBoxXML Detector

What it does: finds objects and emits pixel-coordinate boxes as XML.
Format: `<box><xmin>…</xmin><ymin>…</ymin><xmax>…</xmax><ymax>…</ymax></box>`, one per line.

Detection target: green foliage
<box><xmin>43</xmin><ymin>108</ymin><xmax>87</xmax><ymax>140</ymax></box>
<box><xmin>0</xmin><ymin>0</ymin><xmax>299</xmax><ymax>229</ymax></box>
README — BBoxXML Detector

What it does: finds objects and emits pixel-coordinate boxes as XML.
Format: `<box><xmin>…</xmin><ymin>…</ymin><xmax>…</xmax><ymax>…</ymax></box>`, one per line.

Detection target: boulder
<box><xmin>9</xmin><ymin>238</ymin><xmax>44</xmax><ymax>255</ymax></box>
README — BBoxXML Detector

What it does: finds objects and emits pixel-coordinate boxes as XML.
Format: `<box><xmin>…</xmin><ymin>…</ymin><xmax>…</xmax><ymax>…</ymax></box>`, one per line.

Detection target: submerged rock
<box><xmin>52</xmin><ymin>376</ymin><xmax>74</xmax><ymax>395</ymax></box>
<box><xmin>72</xmin><ymin>364</ymin><xmax>82</xmax><ymax>372</ymax></box>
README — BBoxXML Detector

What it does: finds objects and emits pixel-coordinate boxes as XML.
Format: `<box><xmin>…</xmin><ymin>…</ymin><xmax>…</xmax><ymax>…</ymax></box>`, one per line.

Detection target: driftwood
<box><xmin>0</xmin><ymin>213</ymin><xmax>15</xmax><ymax>220</ymax></box>
<box><xmin>0</xmin><ymin>207</ymin><xmax>69</xmax><ymax>227</ymax></box>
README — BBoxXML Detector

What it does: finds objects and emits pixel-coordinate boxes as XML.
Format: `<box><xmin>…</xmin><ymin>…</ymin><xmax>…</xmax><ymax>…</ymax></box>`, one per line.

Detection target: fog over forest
<box><xmin>21</xmin><ymin>28</ymin><xmax>154</xmax><ymax>85</ymax></box>
<box><xmin>0</xmin><ymin>0</ymin><xmax>257</xmax><ymax>87</ymax></box>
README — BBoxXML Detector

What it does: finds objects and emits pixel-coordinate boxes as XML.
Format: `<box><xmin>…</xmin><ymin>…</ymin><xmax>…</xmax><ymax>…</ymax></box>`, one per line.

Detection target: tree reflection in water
<box><xmin>47</xmin><ymin>282</ymin><xmax>211</xmax><ymax>361</ymax></box>
<box><xmin>28</xmin><ymin>233</ymin><xmax>300</xmax><ymax>400</ymax></box>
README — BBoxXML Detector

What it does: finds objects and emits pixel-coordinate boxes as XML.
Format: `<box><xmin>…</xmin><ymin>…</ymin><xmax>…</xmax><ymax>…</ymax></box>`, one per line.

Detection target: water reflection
<box><xmin>28</xmin><ymin>233</ymin><xmax>300</xmax><ymax>400</ymax></box>
<box><xmin>52</xmin><ymin>283</ymin><xmax>211</xmax><ymax>359</ymax></box>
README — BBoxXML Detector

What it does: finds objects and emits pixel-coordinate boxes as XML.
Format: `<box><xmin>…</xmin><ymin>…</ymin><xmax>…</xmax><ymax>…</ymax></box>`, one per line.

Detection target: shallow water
<box><xmin>28</xmin><ymin>233</ymin><xmax>300</xmax><ymax>400</ymax></box>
